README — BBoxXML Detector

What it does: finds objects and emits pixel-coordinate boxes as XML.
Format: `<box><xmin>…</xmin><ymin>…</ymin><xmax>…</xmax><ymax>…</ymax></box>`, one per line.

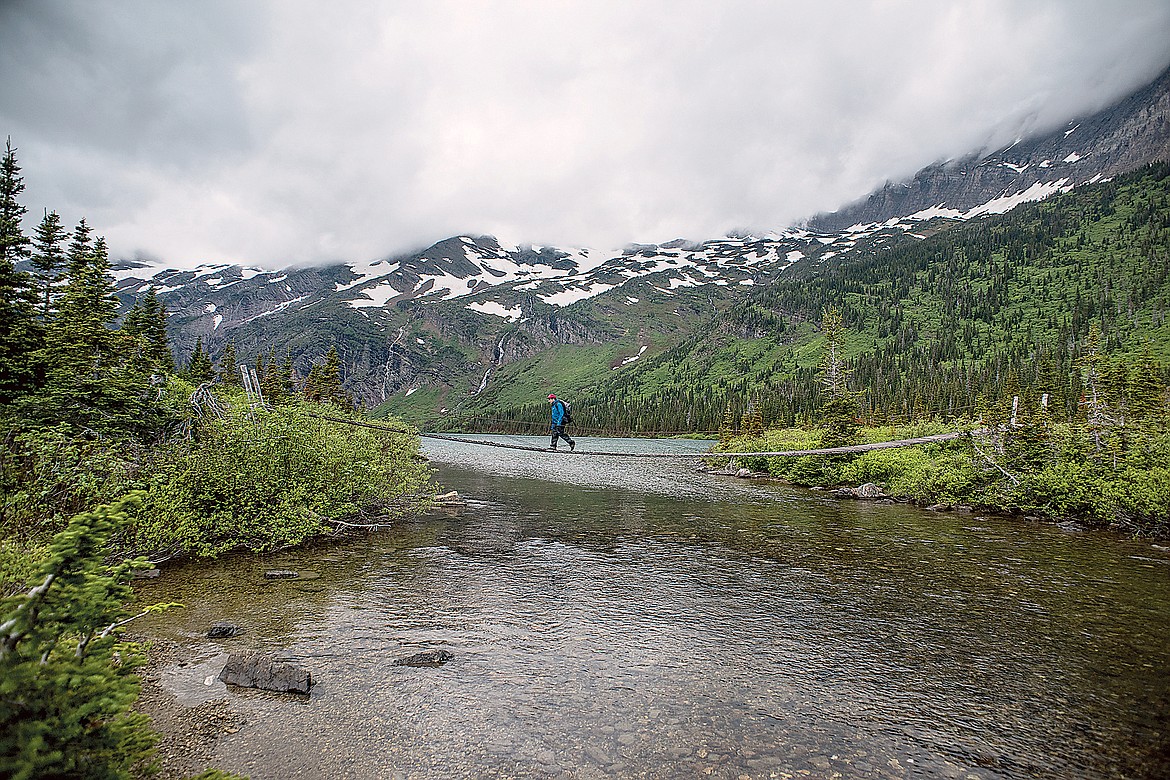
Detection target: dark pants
<box><xmin>550</xmin><ymin>425</ymin><xmax>574</xmax><ymax>448</ymax></box>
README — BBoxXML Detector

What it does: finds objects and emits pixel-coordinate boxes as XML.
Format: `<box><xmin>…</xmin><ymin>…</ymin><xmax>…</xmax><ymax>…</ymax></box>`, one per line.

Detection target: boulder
<box><xmin>220</xmin><ymin>652</ymin><xmax>313</xmax><ymax>694</ymax></box>
<box><xmin>264</xmin><ymin>570</ymin><xmax>299</xmax><ymax>580</ymax></box>
<box><xmin>207</xmin><ymin>621</ymin><xmax>244</xmax><ymax>639</ymax></box>
<box><xmin>393</xmin><ymin>649</ymin><xmax>455</xmax><ymax>668</ymax></box>
<box><xmin>133</xmin><ymin>568</ymin><xmax>161</xmax><ymax>580</ymax></box>
<box><xmin>855</xmin><ymin>482</ymin><xmax>885</xmax><ymax>499</ymax></box>
<box><xmin>735</xmin><ymin>468</ymin><xmax>754</xmax><ymax>478</ymax></box>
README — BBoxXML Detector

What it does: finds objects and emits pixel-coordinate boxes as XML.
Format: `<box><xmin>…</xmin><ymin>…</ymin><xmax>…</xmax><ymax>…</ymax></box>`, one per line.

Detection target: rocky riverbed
<box><xmin>132</xmin><ymin>639</ymin><xmax>243</xmax><ymax>779</ymax></box>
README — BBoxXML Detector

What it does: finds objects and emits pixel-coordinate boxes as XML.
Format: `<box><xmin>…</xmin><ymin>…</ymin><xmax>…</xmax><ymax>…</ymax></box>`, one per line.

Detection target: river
<box><xmin>134</xmin><ymin>435</ymin><xmax>1170</xmax><ymax>779</ymax></box>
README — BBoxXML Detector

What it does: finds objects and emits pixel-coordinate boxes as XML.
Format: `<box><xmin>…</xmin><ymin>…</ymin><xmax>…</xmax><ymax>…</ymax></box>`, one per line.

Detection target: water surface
<box><xmin>135</xmin><ymin>436</ymin><xmax>1170</xmax><ymax>779</ymax></box>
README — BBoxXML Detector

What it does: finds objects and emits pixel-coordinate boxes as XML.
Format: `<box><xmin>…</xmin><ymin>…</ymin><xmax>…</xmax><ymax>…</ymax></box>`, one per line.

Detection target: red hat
<box><xmin>548</xmin><ymin>393</ymin><xmax>556</xmax><ymax>399</ymax></box>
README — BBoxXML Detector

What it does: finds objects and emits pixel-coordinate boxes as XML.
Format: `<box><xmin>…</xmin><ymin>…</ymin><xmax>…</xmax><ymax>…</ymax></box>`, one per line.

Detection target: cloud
<box><xmin>2</xmin><ymin>0</ymin><xmax>1169</xmax><ymax>269</ymax></box>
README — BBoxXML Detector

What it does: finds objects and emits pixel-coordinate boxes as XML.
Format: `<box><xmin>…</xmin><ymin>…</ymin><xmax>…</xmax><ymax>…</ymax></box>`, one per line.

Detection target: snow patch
<box><xmin>467</xmin><ymin>301</ymin><xmax>522</xmax><ymax>321</ymax></box>
<box><xmin>619</xmin><ymin>345</ymin><xmax>648</xmax><ymax>366</ymax></box>
<box><xmin>539</xmin><ymin>282</ymin><xmax>615</xmax><ymax>306</ymax></box>
<box><xmin>348</xmin><ymin>282</ymin><xmax>400</xmax><ymax>309</ymax></box>
<box><xmin>212</xmin><ymin>314</ymin><xmax>223</xmax><ymax>330</ymax></box>
<box><xmin>1063</xmin><ymin>152</ymin><xmax>1082</xmax><ymax>163</ymax></box>
<box><xmin>204</xmin><ymin>303</ymin><xmax>217</xmax><ymax>313</ymax></box>
<box><xmin>964</xmin><ymin>179</ymin><xmax>1072</xmax><ymax>217</ymax></box>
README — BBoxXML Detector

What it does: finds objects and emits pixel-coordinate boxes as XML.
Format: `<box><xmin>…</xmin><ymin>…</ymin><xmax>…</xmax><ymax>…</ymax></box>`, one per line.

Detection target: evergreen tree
<box><xmin>66</xmin><ymin>218</ymin><xmax>93</xmax><ymax>278</ymax></box>
<box><xmin>218</xmin><ymin>342</ymin><xmax>239</xmax><ymax>385</ymax></box>
<box><xmin>1127</xmin><ymin>344</ymin><xmax>1165</xmax><ymax>422</ymax></box>
<box><xmin>0</xmin><ymin>137</ymin><xmax>31</xmax><ymax>269</ymax></box>
<box><xmin>304</xmin><ymin>347</ymin><xmax>349</xmax><ymax>408</ymax></box>
<box><xmin>258</xmin><ymin>348</ymin><xmax>281</xmax><ymax>401</ymax></box>
<box><xmin>185</xmin><ymin>338</ymin><xmax>214</xmax><ymax>382</ymax></box>
<box><xmin>140</xmin><ymin>287</ymin><xmax>173</xmax><ymax>371</ymax></box>
<box><xmin>279</xmin><ymin>353</ymin><xmax>295</xmax><ymax>398</ymax></box>
<box><xmin>30</xmin><ymin>210</ymin><xmax>66</xmax><ymax>320</ymax></box>
<box><xmin>718</xmin><ymin>401</ymin><xmax>735</xmax><ymax>447</ymax></box>
<box><xmin>1077</xmin><ymin>324</ymin><xmax>1116</xmax><ymax>456</ymax></box>
<box><xmin>818</xmin><ymin>306</ymin><xmax>860</xmax><ymax>446</ymax></box>
<box><xmin>0</xmin><ymin>137</ymin><xmax>40</xmax><ymax>404</ymax></box>
<box><xmin>0</xmin><ymin>494</ymin><xmax>160</xmax><ymax>779</ymax></box>
<box><xmin>29</xmin><ymin>231</ymin><xmax>154</xmax><ymax>434</ymax></box>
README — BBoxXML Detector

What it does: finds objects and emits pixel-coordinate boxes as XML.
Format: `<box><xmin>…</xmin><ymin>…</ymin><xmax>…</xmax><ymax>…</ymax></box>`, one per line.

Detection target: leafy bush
<box><xmin>134</xmin><ymin>402</ymin><xmax>434</xmax><ymax>557</ymax></box>
<box><xmin>0</xmin><ymin>423</ymin><xmax>140</xmax><ymax>542</ymax></box>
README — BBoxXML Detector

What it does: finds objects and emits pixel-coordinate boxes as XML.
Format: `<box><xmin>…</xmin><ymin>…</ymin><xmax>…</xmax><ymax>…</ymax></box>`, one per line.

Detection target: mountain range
<box><xmin>111</xmin><ymin>65</ymin><xmax>1170</xmax><ymax>424</ymax></box>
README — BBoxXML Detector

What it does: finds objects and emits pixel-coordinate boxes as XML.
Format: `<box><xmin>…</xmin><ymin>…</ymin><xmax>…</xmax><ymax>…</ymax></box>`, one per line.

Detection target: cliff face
<box><xmin>808</xmin><ymin>66</ymin><xmax>1170</xmax><ymax>232</ymax></box>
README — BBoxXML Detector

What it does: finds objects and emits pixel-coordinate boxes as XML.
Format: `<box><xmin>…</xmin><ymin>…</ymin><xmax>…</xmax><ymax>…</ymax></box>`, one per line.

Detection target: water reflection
<box><xmin>133</xmin><ymin>437</ymin><xmax>1170</xmax><ymax>779</ymax></box>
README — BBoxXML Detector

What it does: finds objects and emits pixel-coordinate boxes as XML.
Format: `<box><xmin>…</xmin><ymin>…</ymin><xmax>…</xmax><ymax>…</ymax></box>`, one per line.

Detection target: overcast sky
<box><xmin>2</xmin><ymin>1</ymin><xmax>1169</xmax><ymax>269</ymax></box>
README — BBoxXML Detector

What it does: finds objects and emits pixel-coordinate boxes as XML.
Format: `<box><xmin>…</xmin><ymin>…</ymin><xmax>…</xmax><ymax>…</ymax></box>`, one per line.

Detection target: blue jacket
<box><xmin>550</xmin><ymin>399</ymin><xmax>567</xmax><ymax>425</ymax></box>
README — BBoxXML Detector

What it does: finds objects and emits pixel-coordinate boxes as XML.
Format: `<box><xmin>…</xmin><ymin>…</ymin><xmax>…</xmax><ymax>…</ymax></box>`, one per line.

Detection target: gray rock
<box><xmin>393</xmin><ymin>648</ymin><xmax>455</xmax><ymax>667</ymax></box>
<box><xmin>133</xmin><ymin>568</ymin><xmax>161</xmax><ymax>580</ymax></box>
<box><xmin>735</xmin><ymin>468</ymin><xmax>753</xmax><ymax>478</ymax></box>
<box><xmin>207</xmin><ymin>621</ymin><xmax>244</xmax><ymax>639</ymax></box>
<box><xmin>264</xmin><ymin>570</ymin><xmax>299</xmax><ymax>580</ymax></box>
<box><xmin>219</xmin><ymin>652</ymin><xmax>313</xmax><ymax>694</ymax></box>
<box><xmin>855</xmin><ymin>482</ymin><xmax>885</xmax><ymax>499</ymax></box>
<box><xmin>926</xmin><ymin>503</ymin><xmax>951</xmax><ymax>512</ymax></box>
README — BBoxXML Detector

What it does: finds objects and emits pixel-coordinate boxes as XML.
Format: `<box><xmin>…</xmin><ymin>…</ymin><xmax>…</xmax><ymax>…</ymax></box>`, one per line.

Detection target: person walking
<box><xmin>548</xmin><ymin>393</ymin><xmax>575</xmax><ymax>451</ymax></box>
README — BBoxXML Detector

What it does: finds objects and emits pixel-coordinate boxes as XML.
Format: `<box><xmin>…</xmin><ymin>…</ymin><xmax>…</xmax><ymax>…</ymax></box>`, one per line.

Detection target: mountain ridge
<box><xmin>105</xmin><ymin>64</ymin><xmax>1170</xmax><ymax>414</ymax></box>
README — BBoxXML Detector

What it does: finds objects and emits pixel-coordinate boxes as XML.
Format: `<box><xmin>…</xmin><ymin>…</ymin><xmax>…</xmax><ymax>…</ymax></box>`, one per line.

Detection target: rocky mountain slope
<box><xmin>111</xmin><ymin>64</ymin><xmax>1170</xmax><ymax>415</ymax></box>
<box><xmin>807</xmin><ymin>66</ymin><xmax>1170</xmax><ymax>232</ymax></box>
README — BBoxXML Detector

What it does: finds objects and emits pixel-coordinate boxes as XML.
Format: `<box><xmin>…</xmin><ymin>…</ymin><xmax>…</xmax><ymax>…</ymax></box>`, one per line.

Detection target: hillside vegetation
<box><xmin>432</xmin><ymin>163</ymin><xmax>1170</xmax><ymax>436</ymax></box>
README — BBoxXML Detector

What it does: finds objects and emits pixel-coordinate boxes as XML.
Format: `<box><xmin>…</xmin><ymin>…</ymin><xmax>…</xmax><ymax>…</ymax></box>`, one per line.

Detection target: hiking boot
<box><xmin>569</xmin><ymin>440</ymin><xmax>576</xmax><ymax>451</ymax></box>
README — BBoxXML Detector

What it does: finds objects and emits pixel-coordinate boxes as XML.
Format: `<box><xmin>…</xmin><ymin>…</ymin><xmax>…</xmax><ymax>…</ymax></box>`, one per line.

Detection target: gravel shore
<box><xmin>133</xmin><ymin>638</ymin><xmax>244</xmax><ymax>779</ymax></box>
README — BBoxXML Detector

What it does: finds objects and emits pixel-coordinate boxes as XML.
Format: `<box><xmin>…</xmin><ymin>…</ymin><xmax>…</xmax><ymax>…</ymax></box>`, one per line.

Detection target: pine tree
<box><xmin>185</xmin><ymin>338</ymin><xmax>214</xmax><ymax>382</ymax></box>
<box><xmin>140</xmin><ymin>287</ymin><xmax>173</xmax><ymax>371</ymax></box>
<box><xmin>259</xmin><ymin>347</ymin><xmax>281</xmax><ymax>401</ymax></box>
<box><xmin>28</xmin><ymin>232</ymin><xmax>152</xmax><ymax>433</ymax></box>
<box><xmin>218</xmin><ymin>342</ymin><xmax>239</xmax><ymax>385</ymax></box>
<box><xmin>304</xmin><ymin>347</ymin><xmax>350</xmax><ymax>408</ymax></box>
<box><xmin>279</xmin><ymin>354</ymin><xmax>295</xmax><ymax>398</ymax></box>
<box><xmin>30</xmin><ymin>210</ymin><xmax>66</xmax><ymax>320</ymax></box>
<box><xmin>0</xmin><ymin>137</ymin><xmax>41</xmax><ymax>404</ymax></box>
<box><xmin>818</xmin><ymin>306</ymin><xmax>860</xmax><ymax>446</ymax></box>
<box><xmin>0</xmin><ymin>137</ymin><xmax>31</xmax><ymax>269</ymax></box>
<box><xmin>66</xmin><ymin>218</ymin><xmax>94</xmax><ymax>278</ymax></box>
<box><xmin>718</xmin><ymin>401</ymin><xmax>735</xmax><ymax>446</ymax></box>
<box><xmin>0</xmin><ymin>494</ymin><xmax>160</xmax><ymax>778</ymax></box>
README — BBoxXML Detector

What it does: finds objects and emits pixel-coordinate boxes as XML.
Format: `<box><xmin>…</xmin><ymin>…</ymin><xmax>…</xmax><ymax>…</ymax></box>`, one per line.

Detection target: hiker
<box><xmin>548</xmin><ymin>393</ymin><xmax>575</xmax><ymax>451</ymax></box>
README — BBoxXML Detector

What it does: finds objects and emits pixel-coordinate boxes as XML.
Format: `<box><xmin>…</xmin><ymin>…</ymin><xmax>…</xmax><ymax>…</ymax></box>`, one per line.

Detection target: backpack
<box><xmin>559</xmin><ymin>399</ymin><xmax>573</xmax><ymax>425</ymax></box>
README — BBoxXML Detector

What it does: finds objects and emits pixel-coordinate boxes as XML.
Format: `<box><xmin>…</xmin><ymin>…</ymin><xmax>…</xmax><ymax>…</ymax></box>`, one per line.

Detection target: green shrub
<box><xmin>0</xmin><ymin>494</ymin><xmax>158</xmax><ymax>779</ymax></box>
<box><xmin>135</xmin><ymin>403</ymin><xmax>434</xmax><ymax>557</ymax></box>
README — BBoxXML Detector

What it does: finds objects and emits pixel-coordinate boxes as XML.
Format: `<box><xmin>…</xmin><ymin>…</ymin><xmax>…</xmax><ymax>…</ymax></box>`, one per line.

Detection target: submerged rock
<box><xmin>207</xmin><ymin>622</ymin><xmax>244</xmax><ymax>639</ymax></box>
<box><xmin>264</xmin><ymin>570</ymin><xmax>299</xmax><ymax>580</ymax></box>
<box><xmin>435</xmin><ymin>491</ymin><xmax>465</xmax><ymax>507</ymax></box>
<box><xmin>834</xmin><ymin>483</ymin><xmax>888</xmax><ymax>499</ymax></box>
<box><xmin>220</xmin><ymin>652</ymin><xmax>313</xmax><ymax>694</ymax></box>
<box><xmin>393</xmin><ymin>649</ymin><xmax>455</xmax><ymax>668</ymax></box>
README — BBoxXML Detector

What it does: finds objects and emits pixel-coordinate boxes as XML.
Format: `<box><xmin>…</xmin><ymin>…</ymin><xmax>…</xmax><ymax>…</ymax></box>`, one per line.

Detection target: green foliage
<box><xmin>135</xmin><ymin>401</ymin><xmax>433</xmax><ymax>557</ymax></box>
<box><xmin>30</xmin><ymin>209</ymin><xmax>66</xmax><ymax>320</ymax></box>
<box><xmin>184</xmin><ymin>337</ymin><xmax>214</xmax><ymax>382</ymax></box>
<box><xmin>302</xmin><ymin>346</ymin><xmax>350</xmax><ymax>408</ymax></box>
<box><xmin>0</xmin><ymin>423</ymin><xmax>140</xmax><ymax>545</ymax></box>
<box><xmin>0</xmin><ymin>493</ymin><xmax>159</xmax><ymax>779</ymax></box>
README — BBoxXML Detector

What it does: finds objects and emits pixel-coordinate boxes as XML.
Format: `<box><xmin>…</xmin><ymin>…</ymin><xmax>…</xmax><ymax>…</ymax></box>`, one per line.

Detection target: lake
<box><xmin>134</xmin><ymin>435</ymin><xmax>1170</xmax><ymax>779</ymax></box>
